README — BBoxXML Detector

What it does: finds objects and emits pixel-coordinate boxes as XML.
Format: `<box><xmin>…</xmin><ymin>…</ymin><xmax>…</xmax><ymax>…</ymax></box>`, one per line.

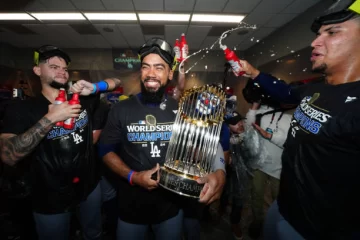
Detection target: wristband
<box><xmin>91</xmin><ymin>83</ymin><xmax>97</xmax><ymax>94</ymax></box>
<box><xmin>97</xmin><ymin>81</ymin><xmax>108</xmax><ymax>92</ymax></box>
<box><xmin>127</xmin><ymin>170</ymin><xmax>135</xmax><ymax>185</ymax></box>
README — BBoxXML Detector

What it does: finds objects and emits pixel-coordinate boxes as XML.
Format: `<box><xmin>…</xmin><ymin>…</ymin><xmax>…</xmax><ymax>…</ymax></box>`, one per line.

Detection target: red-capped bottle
<box><xmin>174</xmin><ymin>39</ymin><xmax>181</xmax><ymax>62</ymax></box>
<box><xmin>180</xmin><ymin>33</ymin><xmax>188</xmax><ymax>62</ymax></box>
<box><xmin>54</xmin><ymin>88</ymin><xmax>66</xmax><ymax>127</ymax></box>
<box><xmin>63</xmin><ymin>93</ymin><xmax>79</xmax><ymax>130</ymax></box>
<box><xmin>221</xmin><ymin>45</ymin><xmax>245</xmax><ymax>77</ymax></box>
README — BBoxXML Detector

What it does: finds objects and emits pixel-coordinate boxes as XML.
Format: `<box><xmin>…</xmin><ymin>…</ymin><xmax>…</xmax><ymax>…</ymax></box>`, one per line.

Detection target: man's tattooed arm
<box><xmin>0</xmin><ymin>117</ymin><xmax>54</xmax><ymax>166</ymax></box>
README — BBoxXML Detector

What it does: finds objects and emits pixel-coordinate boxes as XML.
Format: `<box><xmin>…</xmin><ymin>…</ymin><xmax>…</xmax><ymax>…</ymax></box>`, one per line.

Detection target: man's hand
<box><xmin>46</xmin><ymin>102</ymin><xmax>81</xmax><ymax>123</ymax></box>
<box><xmin>251</xmin><ymin>102</ymin><xmax>261</xmax><ymax>110</ymax></box>
<box><xmin>132</xmin><ymin>163</ymin><xmax>160</xmax><ymax>191</ymax></box>
<box><xmin>197</xmin><ymin>169</ymin><xmax>226</xmax><ymax>205</ymax></box>
<box><xmin>239</xmin><ymin>60</ymin><xmax>260</xmax><ymax>79</ymax></box>
<box><xmin>252</xmin><ymin>123</ymin><xmax>272</xmax><ymax>140</ymax></box>
<box><xmin>71</xmin><ymin>80</ymin><xmax>94</xmax><ymax>96</ymax></box>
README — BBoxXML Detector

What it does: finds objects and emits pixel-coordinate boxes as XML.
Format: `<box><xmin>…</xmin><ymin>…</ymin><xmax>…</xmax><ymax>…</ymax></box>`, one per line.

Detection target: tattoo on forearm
<box><xmin>1</xmin><ymin>117</ymin><xmax>53</xmax><ymax>163</ymax></box>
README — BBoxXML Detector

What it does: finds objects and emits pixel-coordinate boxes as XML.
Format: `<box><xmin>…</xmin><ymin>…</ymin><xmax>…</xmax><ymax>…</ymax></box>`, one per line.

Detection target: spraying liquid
<box><xmin>178</xmin><ymin>22</ymin><xmax>256</xmax><ymax>74</ymax></box>
<box><xmin>63</xmin><ymin>93</ymin><xmax>80</xmax><ymax>130</ymax></box>
<box><xmin>54</xmin><ymin>88</ymin><xmax>66</xmax><ymax>127</ymax></box>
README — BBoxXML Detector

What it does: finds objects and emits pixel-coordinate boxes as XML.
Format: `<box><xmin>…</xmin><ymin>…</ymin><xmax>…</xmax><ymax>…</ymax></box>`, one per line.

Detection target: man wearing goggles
<box><xmin>0</xmin><ymin>45</ymin><xmax>121</xmax><ymax>240</ymax></box>
<box><xmin>99</xmin><ymin>37</ymin><xmax>226</xmax><ymax>239</ymax></box>
<box><xmin>234</xmin><ymin>0</ymin><xmax>360</xmax><ymax>239</ymax></box>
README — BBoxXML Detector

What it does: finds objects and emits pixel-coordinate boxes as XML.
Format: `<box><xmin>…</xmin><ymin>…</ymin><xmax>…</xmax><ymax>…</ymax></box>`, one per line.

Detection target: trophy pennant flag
<box><xmin>158</xmin><ymin>84</ymin><xmax>226</xmax><ymax>198</ymax></box>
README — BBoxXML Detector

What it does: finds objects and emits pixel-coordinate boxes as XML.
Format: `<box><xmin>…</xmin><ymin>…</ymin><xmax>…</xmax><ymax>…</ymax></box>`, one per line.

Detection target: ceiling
<box><xmin>0</xmin><ymin>0</ymin><xmax>321</xmax><ymax>51</ymax></box>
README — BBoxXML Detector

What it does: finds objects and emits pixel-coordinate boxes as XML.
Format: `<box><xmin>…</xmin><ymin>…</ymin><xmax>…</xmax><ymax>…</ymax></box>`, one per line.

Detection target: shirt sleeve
<box><xmin>212</xmin><ymin>143</ymin><xmax>226</xmax><ymax>173</ymax></box>
<box><xmin>254</xmin><ymin>72</ymin><xmax>302</xmax><ymax>104</ymax></box>
<box><xmin>245</xmin><ymin>109</ymin><xmax>257</xmax><ymax>127</ymax></box>
<box><xmin>219</xmin><ymin>124</ymin><xmax>230</xmax><ymax>151</ymax></box>
<box><xmin>98</xmin><ymin>103</ymin><xmax>123</xmax><ymax>157</ymax></box>
<box><xmin>0</xmin><ymin>101</ymin><xmax>30</xmax><ymax>135</ymax></box>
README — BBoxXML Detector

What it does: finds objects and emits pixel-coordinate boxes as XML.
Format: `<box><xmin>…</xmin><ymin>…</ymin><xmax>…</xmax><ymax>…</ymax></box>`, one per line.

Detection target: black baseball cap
<box><xmin>34</xmin><ymin>45</ymin><xmax>71</xmax><ymax>66</ymax></box>
<box><xmin>224</xmin><ymin>111</ymin><xmax>246</xmax><ymax>125</ymax></box>
<box><xmin>311</xmin><ymin>0</ymin><xmax>360</xmax><ymax>33</ymax></box>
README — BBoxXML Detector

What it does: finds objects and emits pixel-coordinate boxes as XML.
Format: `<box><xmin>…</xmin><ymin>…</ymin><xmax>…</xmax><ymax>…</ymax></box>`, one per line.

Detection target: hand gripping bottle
<box><xmin>221</xmin><ymin>45</ymin><xmax>245</xmax><ymax>77</ymax></box>
<box><xmin>174</xmin><ymin>39</ymin><xmax>181</xmax><ymax>62</ymax></box>
<box><xmin>54</xmin><ymin>88</ymin><xmax>66</xmax><ymax>127</ymax></box>
<box><xmin>63</xmin><ymin>93</ymin><xmax>79</xmax><ymax>130</ymax></box>
<box><xmin>180</xmin><ymin>33</ymin><xmax>189</xmax><ymax>62</ymax></box>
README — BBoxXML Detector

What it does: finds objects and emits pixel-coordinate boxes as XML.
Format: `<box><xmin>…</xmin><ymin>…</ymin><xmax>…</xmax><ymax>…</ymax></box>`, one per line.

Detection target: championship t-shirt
<box><xmin>278</xmin><ymin>80</ymin><xmax>360</xmax><ymax>239</ymax></box>
<box><xmin>1</xmin><ymin>94</ymin><xmax>104</xmax><ymax>213</ymax></box>
<box><xmin>99</xmin><ymin>95</ymin><xmax>180</xmax><ymax>224</ymax></box>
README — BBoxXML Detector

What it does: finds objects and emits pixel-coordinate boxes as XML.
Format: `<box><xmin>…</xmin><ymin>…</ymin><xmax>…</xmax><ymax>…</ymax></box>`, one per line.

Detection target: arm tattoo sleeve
<box><xmin>0</xmin><ymin>117</ymin><xmax>53</xmax><ymax>165</ymax></box>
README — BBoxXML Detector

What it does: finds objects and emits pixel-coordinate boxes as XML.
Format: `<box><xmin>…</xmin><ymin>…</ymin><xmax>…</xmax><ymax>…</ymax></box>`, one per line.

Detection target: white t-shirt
<box><xmin>245</xmin><ymin>105</ymin><xmax>293</xmax><ymax>179</ymax></box>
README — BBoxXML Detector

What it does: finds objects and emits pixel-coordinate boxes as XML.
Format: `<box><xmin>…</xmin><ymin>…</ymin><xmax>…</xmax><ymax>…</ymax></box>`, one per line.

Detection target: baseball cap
<box><xmin>311</xmin><ymin>0</ymin><xmax>360</xmax><ymax>33</ymax></box>
<box><xmin>138</xmin><ymin>37</ymin><xmax>177</xmax><ymax>70</ymax></box>
<box><xmin>34</xmin><ymin>45</ymin><xmax>71</xmax><ymax>66</ymax></box>
<box><xmin>224</xmin><ymin>111</ymin><xmax>246</xmax><ymax>125</ymax></box>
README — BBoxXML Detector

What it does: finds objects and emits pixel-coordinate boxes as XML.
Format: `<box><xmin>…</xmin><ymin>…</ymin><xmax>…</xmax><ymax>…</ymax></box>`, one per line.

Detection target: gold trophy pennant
<box><xmin>159</xmin><ymin>84</ymin><xmax>226</xmax><ymax>198</ymax></box>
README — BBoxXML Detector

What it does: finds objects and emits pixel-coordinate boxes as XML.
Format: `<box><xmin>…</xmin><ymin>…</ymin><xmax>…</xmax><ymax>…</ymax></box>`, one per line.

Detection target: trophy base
<box><xmin>159</xmin><ymin>166</ymin><xmax>203</xmax><ymax>198</ymax></box>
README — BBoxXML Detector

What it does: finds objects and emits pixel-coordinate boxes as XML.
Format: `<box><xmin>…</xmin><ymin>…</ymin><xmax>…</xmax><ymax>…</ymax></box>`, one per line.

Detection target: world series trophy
<box><xmin>159</xmin><ymin>85</ymin><xmax>226</xmax><ymax>198</ymax></box>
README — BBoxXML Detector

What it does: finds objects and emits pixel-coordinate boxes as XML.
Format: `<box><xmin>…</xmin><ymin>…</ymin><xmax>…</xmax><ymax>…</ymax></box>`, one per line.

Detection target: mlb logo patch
<box><xmin>138</xmin><ymin>120</ymin><xmax>146</xmax><ymax>124</ymax></box>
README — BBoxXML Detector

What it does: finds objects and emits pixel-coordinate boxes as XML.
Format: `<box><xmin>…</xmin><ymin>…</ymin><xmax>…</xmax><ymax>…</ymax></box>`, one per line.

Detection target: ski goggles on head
<box><xmin>34</xmin><ymin>45</ymin><xmax>71</xmax><ymax>66</ymax></box>
<box><xmin>138</xmin><ymin>37</ymin><xmax>177</xmax><ymax>70</ymax></box>
<box><xmin>311</xmin><ymin>9</ymin><xmax>356</xmax><ymax>33</ymax></box>
<box><xmin>311</xmin><ymin>0</ymin><xmax>360</xmax><ymax>33</ymax></box>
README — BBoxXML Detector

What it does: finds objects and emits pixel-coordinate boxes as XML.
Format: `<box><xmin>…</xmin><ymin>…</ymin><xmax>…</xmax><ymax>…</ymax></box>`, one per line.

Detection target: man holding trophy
<box><xmin>98</xmin><ymin>37</ymin><xmax>226</xmax><ymax>239</ymax></box>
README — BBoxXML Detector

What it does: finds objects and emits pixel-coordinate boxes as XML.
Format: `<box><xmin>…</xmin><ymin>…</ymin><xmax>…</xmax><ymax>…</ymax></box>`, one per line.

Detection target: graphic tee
<box><xmin>1</xmin><ymin>94</ymin><xmax>104</xmax><ymax>213</ymax></box>
<box><xmin>277</xmin><ymin>80</ymin><xmax>360</xmax><ymax>239</ymax></box>
<box><xmin>99</xmin><ymin>95</ymin><xmax>181</xmax><ymax>224</ymax></box>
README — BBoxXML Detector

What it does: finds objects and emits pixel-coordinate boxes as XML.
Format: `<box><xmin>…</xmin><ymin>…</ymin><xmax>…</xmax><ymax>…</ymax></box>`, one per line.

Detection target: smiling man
<box><xmin>0</xmin><ymin>45</ymin><xmax>121</xmax><ymax>240</ymax></box>
<box><xmin>235</xmin><ymin>0</ymin><xmax>360</xmax><ymax>239</ymax></box>
<box><xmin>98</xmin><ymin>37</ymin><xmax>226</xmax><ymax>240</ymax></box>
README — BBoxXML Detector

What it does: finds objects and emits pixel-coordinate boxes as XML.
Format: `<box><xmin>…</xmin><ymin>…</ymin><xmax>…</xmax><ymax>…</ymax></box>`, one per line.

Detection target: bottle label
<box><xmin>181</xmin><ymin>44</ymin><xmax>188</xmax><ymax>59</ymax></box>
<box><xmin>54</xmin><ymin>100</ymin><xmax>63</xmax><ymax>105</ymax></box>
<box><xmin>63</xmin><ymin>117</ymin><xmax>75</xmax><ymax>129</ymax></box>
<box><xmin>174</xmin><ymin>46</ymin><xmax>181</xmax><ymax>60</ymax></box>
<box><xmin>228</xmin><ymin>60</ymin><xmax>241</xmax><ymax>76</ymax></box>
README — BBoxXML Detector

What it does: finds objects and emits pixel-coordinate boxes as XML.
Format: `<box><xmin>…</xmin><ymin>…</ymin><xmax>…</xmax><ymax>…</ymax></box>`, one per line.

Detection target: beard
<box><xmin>140</xmin><ymin>77</ymin><xmax>169</xmax><ymax>104</ymax></box>
<box><xmin>50</xmin><ymin>80</ymin><xmax>68</xmax><ymax>90</ymax></box>
<box><xmin>312</xmin><ymin>63</ymin><xmax>327</xmax><ymax>74</ymax></box>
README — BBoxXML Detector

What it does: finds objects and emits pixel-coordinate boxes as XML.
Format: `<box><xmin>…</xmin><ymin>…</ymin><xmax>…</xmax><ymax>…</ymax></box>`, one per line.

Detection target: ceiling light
<box><xmin>192</xmin><ymin>14</ymin><xmax>245</xmax><ymax>23</ymax></box>
<box><xmin>31</xmin><ymin>13</ymin><xmax>85</xmax><ymax>20</ymax></box>
<box><xmin>85</xmin><ymin>13</ymin><xmax>137</xmax><ymax>20</ymax></box>
<box><xmin>0</xmin><ymin>13</ymin><xmax>35</xmax><ymax>20</ymax></box>
<box><xmin>138</xmin><ymin>13</ymin><xmax>190</xmax><ymax>22</ymax></box>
